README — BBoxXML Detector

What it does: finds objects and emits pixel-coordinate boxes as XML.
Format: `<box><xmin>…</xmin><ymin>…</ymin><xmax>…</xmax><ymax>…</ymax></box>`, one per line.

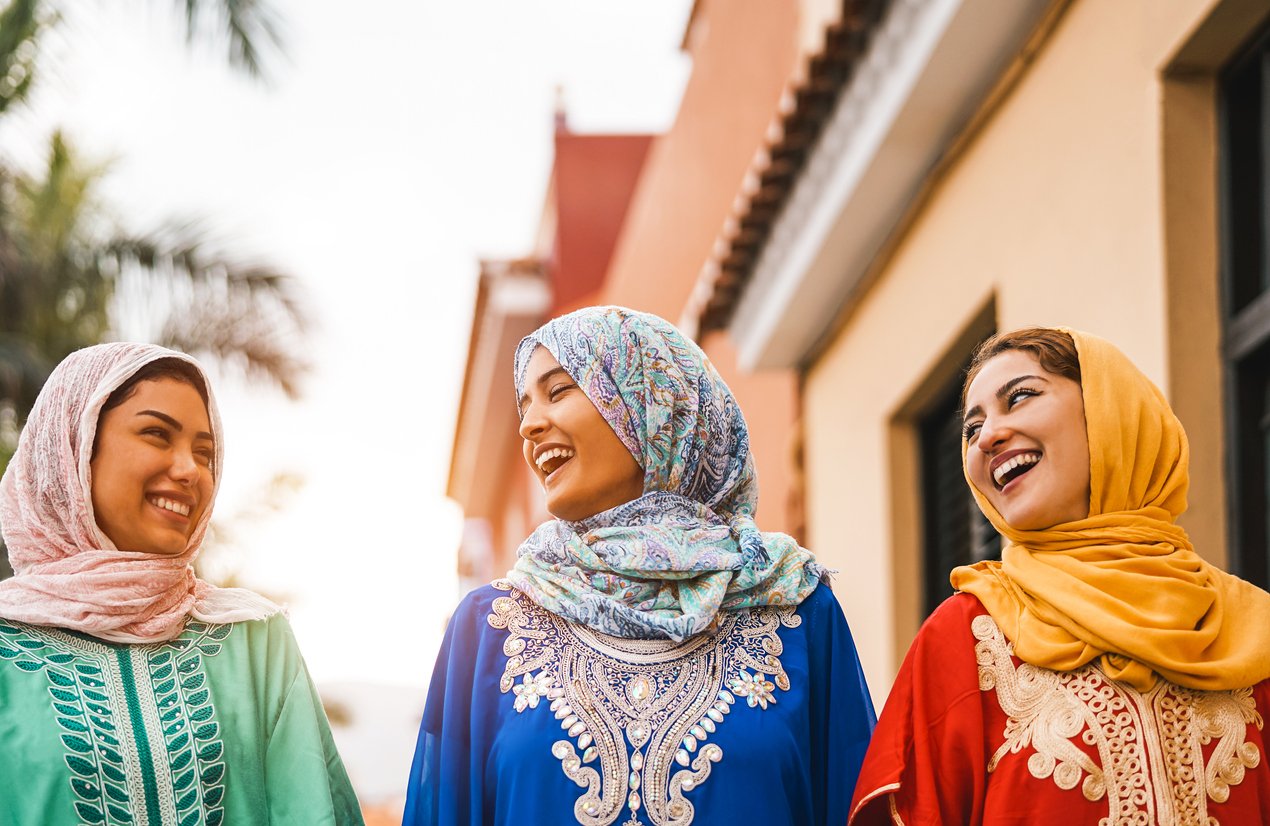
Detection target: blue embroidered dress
<box><xmin>403</xmin><ymin>580</ymin><xmax>874</xmax><ymax>826</ymax></box>
<box><xmin>0</xmin><ymin>613</ymin><xmax>361</xmax><ymax>825</ymax></box>
<box><xmin>407</xmin><ymin>307</ymin><xmax>876</xmax><ymax>824</ymax></box>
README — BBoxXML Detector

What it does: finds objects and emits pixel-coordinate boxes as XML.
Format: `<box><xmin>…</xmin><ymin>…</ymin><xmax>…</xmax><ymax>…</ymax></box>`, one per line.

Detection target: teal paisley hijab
<box><xmin>508</xmin><ymin>305</ymin><xmax>827</xmax><ymax>641</ymax></box>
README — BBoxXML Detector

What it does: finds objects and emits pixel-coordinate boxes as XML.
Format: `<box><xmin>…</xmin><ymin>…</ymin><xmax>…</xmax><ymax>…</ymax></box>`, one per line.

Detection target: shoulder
<box><xmin>793</xmin><ymin>580</ymin><xmax>841</xmax><ymax>622</ymax></box>
<box><xmin>872</xmin><ymin>594</ymin><xmax>990</xmax><ymax>690</ymax></box>
<box><xmin>917</xmin><ymin>592</ymin><xmax>989</xmax><ymax>641</ymax></box>
<box><xmin>784</xmin><ymin>582</ymin><xmax>860</xmax><ymax>652</ymax></box>
<box><xmin>889</xmin><ymin>593</ymin><xmax>991</xmax><ymax>688</ymax></box>
<box><xmin>443</xmin><ymin>580</ymin><xmax>540</xmax><ymax>642</ymax></box>
<box><xmin>454</xmin><ymin>581</ymin><xmax>520</xmax><ymax>621</ymax></box>
<box><xmin>195</xmin><ymin>613</ymin><xmax>305</xmax><ymax>670</ymax></box>
<box><xmin>423</xmin><ymin>583</ymin><xmax>536</xmax><ymax>711</ymax></box>
<box><xmin>215</xmin><ymin>610</ymin><xmax>295</xmax><ymax>640</ymax></box>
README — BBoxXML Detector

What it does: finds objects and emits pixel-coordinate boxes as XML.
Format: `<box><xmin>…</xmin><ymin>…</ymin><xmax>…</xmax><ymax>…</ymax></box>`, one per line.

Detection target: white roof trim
<box><xmin>728</xmin><ymin>0</ymin><xmax>1053</xmax><ymax>369</ymax></box>
<box><xmin>450</xmin><ymin>270</ymin><xmax>551</xmax><ymax>513</ymax></box>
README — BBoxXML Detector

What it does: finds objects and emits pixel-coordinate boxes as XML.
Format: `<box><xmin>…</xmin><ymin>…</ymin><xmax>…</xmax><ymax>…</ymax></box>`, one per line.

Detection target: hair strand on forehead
<box><xmin>92</xmin><ymin>358</ymin><xmax>210</xmax><ymax>460</ymax></box>
<box><xmin>99</xmin><ymin>358</ymin><xmax>209</xmax><ymax>416</ymax></box>
<box><xmin>962</xmin><ymin>327</ymin><xmax>1081</xmax><ymax>410</ymax></box>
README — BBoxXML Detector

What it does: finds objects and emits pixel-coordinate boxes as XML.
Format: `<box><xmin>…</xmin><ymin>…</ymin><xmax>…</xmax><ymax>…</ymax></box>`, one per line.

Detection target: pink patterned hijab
<box><xmin>0</xmin><ymin>342</ymin><xmax>279</xmax><ymax>642</ymax></box>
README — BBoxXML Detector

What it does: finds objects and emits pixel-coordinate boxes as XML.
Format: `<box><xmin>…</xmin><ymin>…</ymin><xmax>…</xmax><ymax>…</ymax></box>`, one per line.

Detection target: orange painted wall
<box><xmin>599</xmin><ymin>0</ymin><xmax>803</xmax><ymax>536</ymax></box>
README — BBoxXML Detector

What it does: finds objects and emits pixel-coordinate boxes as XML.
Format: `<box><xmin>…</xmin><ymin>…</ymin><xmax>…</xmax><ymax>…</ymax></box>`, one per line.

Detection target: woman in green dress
<box><xmin>0</xmin><ymin>343</ymin><xmax>362</xmax><ymax>825</ymax></box>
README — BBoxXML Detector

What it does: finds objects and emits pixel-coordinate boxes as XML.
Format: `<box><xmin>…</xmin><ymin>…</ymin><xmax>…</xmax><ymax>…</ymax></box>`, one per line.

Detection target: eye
<box><xmin>1006</xmin><ymin>387</ymin><xmax>1040</xmax><ymax>407</ymax></box>
<box><xmin>141</xmin><ymin>426</ymin><xmax>171</xmax><ymax>441</ymax></box>
<box><xmin>962</xmin><ymin>420</ymin><xmax>982</xmax><ymax>441</ymax></box>
<box><xmin>194</xmin><ymin>446</ymin><xmax>215</xmax><ymax>465</ymax></box>
<box><xmin>548</xmin><ymin>382</ymin><xmax>575</xmax><ymax>400</ymax></box>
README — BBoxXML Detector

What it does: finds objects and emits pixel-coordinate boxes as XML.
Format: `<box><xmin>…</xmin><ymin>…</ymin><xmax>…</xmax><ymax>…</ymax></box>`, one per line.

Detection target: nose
<box><xmin>169</xmin><ymin>446</ymin><xmax>201</xmax><ymax>486</ymax></box>
<box><xmin>518</xmin><ymin>402</ymin><xmax>548</xmax><ymax>441</ymax></box>
<box><xmin>975</xmin><ymin>414</ymin><xmax>1011</xmax><ymax>454</ymax></box>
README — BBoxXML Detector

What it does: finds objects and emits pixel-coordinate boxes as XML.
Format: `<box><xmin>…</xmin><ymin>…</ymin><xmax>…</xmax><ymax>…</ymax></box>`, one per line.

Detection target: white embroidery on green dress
<box><xmin>0</xmin><ymin>620</ymin><xmax>231</xmax><ymax>826</ymax></box>
<box><xmin>489</xmin><ymin>580</ymin><xmax>798</xmax><ymax>826</ymax></box>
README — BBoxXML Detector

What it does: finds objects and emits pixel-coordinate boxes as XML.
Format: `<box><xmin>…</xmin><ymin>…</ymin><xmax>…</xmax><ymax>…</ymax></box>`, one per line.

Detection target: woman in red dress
<box><xmin>849</xmin><ymin>327</ymin><xmax>1270</xmax><ymax>825</ymax></box>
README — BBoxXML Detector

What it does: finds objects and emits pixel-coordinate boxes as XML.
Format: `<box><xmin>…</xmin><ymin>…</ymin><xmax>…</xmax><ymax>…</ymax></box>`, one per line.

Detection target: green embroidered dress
<box><xmin>0</xmin><ymin>613</ymin><xmax>362</xmax><ymax>826</ymax></box>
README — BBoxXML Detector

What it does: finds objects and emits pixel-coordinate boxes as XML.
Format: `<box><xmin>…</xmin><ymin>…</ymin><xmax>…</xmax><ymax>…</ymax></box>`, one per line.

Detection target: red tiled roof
<box><xmin>549</xmin><ymin>132</ymin><xmax>653</xmax><ymax>312</ymax></box>
<box><xmin>696</xmin><ymin>0</ymin><xmax>891</xmax><ymax>335</ymax></box>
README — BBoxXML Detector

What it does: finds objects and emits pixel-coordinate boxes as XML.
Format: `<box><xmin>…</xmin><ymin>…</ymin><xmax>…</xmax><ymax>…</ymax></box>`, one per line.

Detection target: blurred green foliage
<box><xmin>0</xmin><ymin>0</ymin><xmax>306</xmax><ymax>484</ymax></box>
<box><xmin>0</xmin><ymin>1</ymin><xmax>303</xmax><ymax>583</ymax></box>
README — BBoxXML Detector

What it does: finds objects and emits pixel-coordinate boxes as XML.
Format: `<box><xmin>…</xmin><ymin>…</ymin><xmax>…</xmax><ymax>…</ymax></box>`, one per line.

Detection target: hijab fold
<box><xmin>951</xmin><ymin>329</ymin><xmax>1270</xmax><ymax>691</ymax></box>
<box><xmin>0</xmin><ymin>343</ymin><xmax>279</xmax><ymax>643</ymax></box>
<box><xmin>508</xmin><ymin>306</ymin><xmax>825</xmax><ymax>641</ymax></box>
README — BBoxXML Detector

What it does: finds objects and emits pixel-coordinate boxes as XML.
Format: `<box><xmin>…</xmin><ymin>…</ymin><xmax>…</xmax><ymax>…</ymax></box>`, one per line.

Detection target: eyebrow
<box><xmin>518</xmin><ymin>367</ymin><xmax>572</xmax><ymax>408</ymax></box>
<box><xmin>137</xmin><ymin>410</ymin><xmax>214</xmax><ymax>442</ymax></box>
<box><xmin>962</xmin><ymin>374</ymin><xmax>1047</xmax><ymax>423</ymax></box>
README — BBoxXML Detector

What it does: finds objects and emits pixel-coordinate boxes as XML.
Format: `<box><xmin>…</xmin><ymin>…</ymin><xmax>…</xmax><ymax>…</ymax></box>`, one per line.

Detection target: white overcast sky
<box><xmin>1</xmin><ymin>0</ymin><xmax>692</xmax><ymax>686</ymax></box>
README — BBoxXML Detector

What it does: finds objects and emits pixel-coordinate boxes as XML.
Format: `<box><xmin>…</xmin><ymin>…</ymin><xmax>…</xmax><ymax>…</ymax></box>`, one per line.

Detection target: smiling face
<box><xmin>90</xmin><ymin>377</ymin><xmax>215</xmax><ymax>555</ymax></box>
<box><xmin>962</xmin><ymin>349</ymin><xmax>1091</xmax><ymax>531</ymax></box>
<box><xmin>519</xmin><ymin>346</ymin><xmax>644</xmax><ymax>521</ymax></box>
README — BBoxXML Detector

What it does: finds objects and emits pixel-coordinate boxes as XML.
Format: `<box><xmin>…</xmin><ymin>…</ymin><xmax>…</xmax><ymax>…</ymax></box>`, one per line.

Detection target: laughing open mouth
<box><xmin>536</xmin><ymin>447</ymin><xmax>575</xmax><ymax>476</ymax></box>
<box><xmin>148</xmin><ymin>496</ymin><xmax>192</xmax><ymax>517</ymax></box>
<box><xmin>993</xmin><ymin>452</ymin><xmax>1040</xmax><ymax>490</ymax></box>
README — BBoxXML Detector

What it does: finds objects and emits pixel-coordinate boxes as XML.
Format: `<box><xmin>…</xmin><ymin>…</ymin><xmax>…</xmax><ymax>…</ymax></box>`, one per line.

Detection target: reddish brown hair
<box><xmin>962</xmin><ymin>328</ymin><xmax>1081</xmax><ymax>408</ymax></box>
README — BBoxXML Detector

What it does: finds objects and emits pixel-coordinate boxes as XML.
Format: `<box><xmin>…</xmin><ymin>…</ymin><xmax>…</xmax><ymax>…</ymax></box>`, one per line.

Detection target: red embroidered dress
<box><xmin>849</xmin><ymin>594</ymin><xmax>1270</xmax><ymax>826</ymax></box>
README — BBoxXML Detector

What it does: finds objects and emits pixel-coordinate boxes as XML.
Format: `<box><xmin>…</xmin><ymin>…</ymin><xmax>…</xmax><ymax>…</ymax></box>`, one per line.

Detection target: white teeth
<box><xmin>993</xmin><ymin>453</ymin><xmax>1041</xmax><ymax>487</ymax></box>
<box><xmin>151</xmin><ymin>497</ymin><xmax>191</xmax><ymax>517</ymax></box>
<box><xmin>535</xmin><ymin>447</ymin><xmax>576</xmax><ymax>472</ymax></box>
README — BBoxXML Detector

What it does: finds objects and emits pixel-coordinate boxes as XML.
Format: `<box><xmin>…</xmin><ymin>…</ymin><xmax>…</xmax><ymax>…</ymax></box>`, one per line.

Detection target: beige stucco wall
<box><xmin>802</xmin><ymin>0</ymin><xmax>1260</xmax><ymax>705</ymax></box>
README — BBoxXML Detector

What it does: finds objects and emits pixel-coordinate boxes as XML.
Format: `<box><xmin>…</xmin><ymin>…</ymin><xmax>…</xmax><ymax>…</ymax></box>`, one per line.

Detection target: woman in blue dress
<box><xmin>404</xmin><ymin>305</ymin><xmax>875</xmax><ymax>826</ymax></box>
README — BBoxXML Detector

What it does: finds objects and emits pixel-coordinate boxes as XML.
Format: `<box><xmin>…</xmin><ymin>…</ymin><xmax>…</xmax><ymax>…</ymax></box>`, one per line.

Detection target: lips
<box><xmin>990</xmin><ymin>450</ymin><xmax>1041</xmax><ymax>490</ymax></box>
<box><xmin>533</xmin><ymin>444</ymin><xmax>576</xmax><ymax>477</ymax></box>
<box><xmin>148</xmin><ymin>494</ymin><xmax>193</xmax><ymax>519</ymax></box>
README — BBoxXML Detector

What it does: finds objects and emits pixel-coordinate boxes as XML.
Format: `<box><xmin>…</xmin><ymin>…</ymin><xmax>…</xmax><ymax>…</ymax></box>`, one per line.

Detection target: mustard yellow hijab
<box><xmin>951</xmin><ymin>329</ymin><xmax>1270</xmax><ymax>691</ymax></box>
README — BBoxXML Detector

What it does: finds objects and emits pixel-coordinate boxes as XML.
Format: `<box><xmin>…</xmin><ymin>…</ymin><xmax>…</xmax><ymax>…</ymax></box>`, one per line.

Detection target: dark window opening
<box><xmin>919</xmin><ymin>371</ymin><xmax>999</xmax><ymax>616</ymax></box>
<box><xmin>1220</xmin><ymin>23</ymin><xmax>1270</xmax><ymax>590</ymax></box>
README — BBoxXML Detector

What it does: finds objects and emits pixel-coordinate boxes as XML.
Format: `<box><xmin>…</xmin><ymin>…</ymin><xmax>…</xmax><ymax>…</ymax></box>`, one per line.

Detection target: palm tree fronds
<box><xmin>15</xmin><ymin>131</ymin><xmax>111</xmax><ymax>266</ymax></box>
<box><xmin>0</xmin><ymin>134</ymin><xmax>112</xmax><ymax>393</ymax></box>
<box><xmin>0</xmin><ymin>335</ymin><xmax>54</xmax><ymax>414</ymax></box>
<box><xmin>179</xmin><ymin>0</ymin><xmax>286</xmax><ymax>83</ymax></box>
<box><xmin>158</xmin><ymin>302</ymin><xmax>309</xmax><ymax>400</ymax></box>
<box><xmin>0</xmin><ymin>132</ymin><xmax>313</xmax><ymax>415</ymax></box>
<box><xmin>106</xmin><ymin>222</ymin><xmax>313</xmax><ymax>399</ymax></box>
<box><xmin>0</xmin><ymin>0</ymin><xmax>53</xmax><ymax>116</ymax></box>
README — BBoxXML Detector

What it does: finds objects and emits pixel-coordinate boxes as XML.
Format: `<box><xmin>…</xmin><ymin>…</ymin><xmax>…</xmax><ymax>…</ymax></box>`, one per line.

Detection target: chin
<box><xmin>999</xmin><ymin>508</ymin><xmax>1056</xmax><ymax>532</ymax></box>
<box><xmin>545</xmin><ymin>498</ymin><xmax>583</xmax><ymax>522</ymax></box>
<box><xmin>145</xmin><ymin>536</ymin><xmax>191</xmax><ymax>556</ymax></box>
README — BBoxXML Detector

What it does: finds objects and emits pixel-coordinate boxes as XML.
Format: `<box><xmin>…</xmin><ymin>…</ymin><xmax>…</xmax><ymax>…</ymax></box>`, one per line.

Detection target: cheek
<box><xmin>1068</xmin><ymin>440</ymin><xmax>1093</xmax><ymax>504</ymax></box>
<box><xmin>88</xmin><ymin>454</ymin><xmax>122</xmax><ymax>505</ymax></box>
<box><xmin>965</xmin><ymin>452</ymin><xmax>992</xmax><ymax>493</ymax></box>
<box><xmin>597</xmin><ymin>427</ymin><xmax>633</xmax><ymax>468</ymax></box>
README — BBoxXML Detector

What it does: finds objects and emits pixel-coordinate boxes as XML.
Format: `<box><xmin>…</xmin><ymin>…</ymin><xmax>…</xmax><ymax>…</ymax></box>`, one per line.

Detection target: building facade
<box><xmin>691</xmin><ymin>0</ymin><xmax>1270</xmax><ymax>703</ymax></box>
<box><xmin>450</xmin><ymin>0</ymin><xmax>1270</xmax><ymax>705</ymax></box>
<box><xmin>448</xmin><ymin>0</ymin><xmax>815</xmax><ymax>582</ymax></box>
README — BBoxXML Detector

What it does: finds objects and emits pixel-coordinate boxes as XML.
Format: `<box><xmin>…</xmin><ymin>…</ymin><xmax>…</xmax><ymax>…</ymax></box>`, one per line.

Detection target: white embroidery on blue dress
<box><xmin>490</xmin><ymin>579</ymin><xmax>797</xmax><ymax>826</ymax></box>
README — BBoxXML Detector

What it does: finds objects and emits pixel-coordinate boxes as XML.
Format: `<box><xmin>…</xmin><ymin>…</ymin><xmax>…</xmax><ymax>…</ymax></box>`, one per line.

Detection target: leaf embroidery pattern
<box><xmin>0</xmin><ymin>621</ymin><xmax>232</xmax><ymax>825</ymax></box>
<box><xmin>149</xmin><ymin>622</ymin><xmax>231</xmax><ymax>826</ymax></box>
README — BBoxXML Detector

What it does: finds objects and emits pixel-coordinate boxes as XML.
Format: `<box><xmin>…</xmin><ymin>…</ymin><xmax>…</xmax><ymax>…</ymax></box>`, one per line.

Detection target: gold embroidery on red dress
<box><xmin>973</xmin><ymin>614</ymin><xmax>1262</xmax><ymax>825</ymax></box>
